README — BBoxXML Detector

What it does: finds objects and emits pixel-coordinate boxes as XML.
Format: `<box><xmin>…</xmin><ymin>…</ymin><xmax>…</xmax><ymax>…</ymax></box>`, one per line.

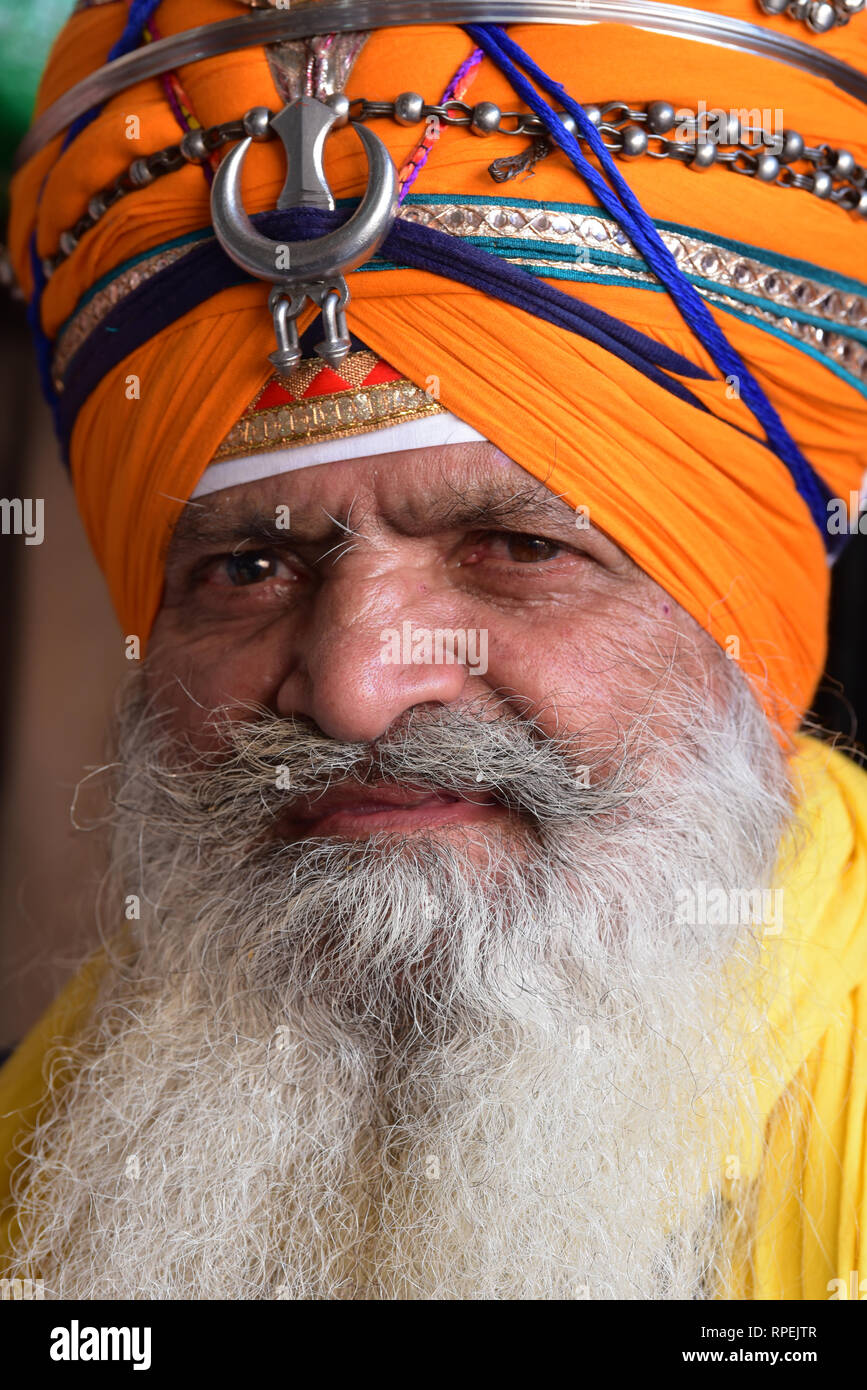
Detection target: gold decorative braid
<box><xmin>213</xmin><ymin>378</ymin><xmax>445</xmax><ymax>460</ymax></box>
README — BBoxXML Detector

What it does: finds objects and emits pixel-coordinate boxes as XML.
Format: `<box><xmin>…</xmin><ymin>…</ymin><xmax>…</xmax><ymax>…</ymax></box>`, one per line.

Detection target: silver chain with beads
<box><xmin>758</xmin><ymin>0</ymin><xmax>865</xmax><ymax>33</ymax></box>
<box><xmin>41</xmin><ymin>93</ymin><xmax>867</xmax><ymax>279</ymax></box>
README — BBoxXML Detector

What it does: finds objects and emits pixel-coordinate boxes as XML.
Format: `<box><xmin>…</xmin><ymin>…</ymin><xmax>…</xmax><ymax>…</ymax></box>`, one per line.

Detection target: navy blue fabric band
<box><xmin>56</xmin><ymin>203</ymin><xmax>714</xmax><ymax>458</ymax></box>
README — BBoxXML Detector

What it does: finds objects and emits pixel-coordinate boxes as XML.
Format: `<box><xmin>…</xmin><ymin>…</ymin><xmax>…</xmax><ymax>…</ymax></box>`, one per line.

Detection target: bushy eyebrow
<box><xmin>165</xmin><ymin>482</ymin><xmax>581</xmax><ymax>563</ymax></box>
<box><xmin>430</xmin><ymin>483</ymin><xmax>577</xmax><ymax>534</ymax></box>
<box><xmin>169</xmin><ymin>506</ymin><xmax>297</xmax><ymax>556</ymax></box>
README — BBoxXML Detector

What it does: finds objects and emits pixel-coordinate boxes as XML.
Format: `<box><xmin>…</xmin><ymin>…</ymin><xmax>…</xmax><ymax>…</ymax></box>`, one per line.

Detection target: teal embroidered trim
<box><xmin>53</xmin><ymin>196</ymin><xmax>867</xmax><ymax>396</ymax></box>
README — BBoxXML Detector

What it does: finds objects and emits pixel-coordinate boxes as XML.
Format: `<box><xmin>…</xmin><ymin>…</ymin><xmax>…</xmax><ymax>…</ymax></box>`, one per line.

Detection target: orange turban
<box><xmin>9</xmin><ymin>0</ymin><xmax>867</xmax><ymax>737</ymax></box>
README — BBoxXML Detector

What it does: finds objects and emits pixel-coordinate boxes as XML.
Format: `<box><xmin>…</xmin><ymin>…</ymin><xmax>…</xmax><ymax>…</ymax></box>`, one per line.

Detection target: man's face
<box><xmin>8</xmin><ymin>440</ymin><xmax>794</xmax><ymax>1300</ymax></box>
<box><xmin>148</xmin><ymin>440</ymin><xmax>720</xmax><ymax>821</ymax></box>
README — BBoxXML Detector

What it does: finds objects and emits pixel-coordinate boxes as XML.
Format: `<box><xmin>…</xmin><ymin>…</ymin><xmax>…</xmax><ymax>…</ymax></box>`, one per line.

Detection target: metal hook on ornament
<box><xmin>267</xmin><ymin>278</ymin><xmax>351</xmax><ymax>374</ymax></box>
<box><xmin>267</xmin><ymin>286</ymin><xmax>307</xmax><ymax>374</ymax></box>
<box><xmin>310</xmin><ymin>280</ymin><xmax>352</xmax><ymax>368</ymax></box>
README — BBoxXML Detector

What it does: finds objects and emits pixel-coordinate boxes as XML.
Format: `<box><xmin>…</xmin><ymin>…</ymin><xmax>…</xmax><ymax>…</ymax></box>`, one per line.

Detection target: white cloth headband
<box><xmin>192</xmin><ymin>411</ymin><xmax>487</xmax><ymax>497</ymax></box>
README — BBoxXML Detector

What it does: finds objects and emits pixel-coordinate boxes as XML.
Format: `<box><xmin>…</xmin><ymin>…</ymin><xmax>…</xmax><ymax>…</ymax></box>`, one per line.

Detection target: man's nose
<box><xmin>274</xmin><ymin>567</ymin><xmax>482</xmax><ymax>743</ymax></box>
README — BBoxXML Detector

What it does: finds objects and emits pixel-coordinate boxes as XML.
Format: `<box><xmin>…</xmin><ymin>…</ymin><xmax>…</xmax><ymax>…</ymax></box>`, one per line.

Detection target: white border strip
<box><xmin>192</xmin><ymin>411</ymin><xmax>487</xmax><ymax>497</ymax></box>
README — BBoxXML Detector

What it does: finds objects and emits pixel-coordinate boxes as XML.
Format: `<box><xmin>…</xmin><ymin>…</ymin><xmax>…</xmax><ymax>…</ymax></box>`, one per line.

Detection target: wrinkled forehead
<box><xmin>166</xmin><ymin>438</ymin><xmax>632</xmax><ymax>564</ymax></box>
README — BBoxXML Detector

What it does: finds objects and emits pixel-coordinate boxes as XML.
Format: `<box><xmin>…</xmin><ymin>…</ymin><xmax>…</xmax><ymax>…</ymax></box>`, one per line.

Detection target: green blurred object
<box><xmin>0</xmin><ymin>0</ymin><xmax>74</xmax><ymax>191</ymax></box>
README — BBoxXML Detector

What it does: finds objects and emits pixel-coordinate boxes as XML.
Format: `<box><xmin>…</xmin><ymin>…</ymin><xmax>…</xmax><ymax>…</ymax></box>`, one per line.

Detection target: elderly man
<box><xmin>1</xmin><ymin>0</ymin><xmax>867</xmax><ymax>1301</ymax></box>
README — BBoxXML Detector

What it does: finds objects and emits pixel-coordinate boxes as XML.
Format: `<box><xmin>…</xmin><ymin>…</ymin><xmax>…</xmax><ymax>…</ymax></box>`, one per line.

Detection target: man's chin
<box><xmin>275</xmin><ymin>811</ymin><xmax>532</xmax><ymax>875</ymax></box>
<box><xmin>208</xmin><ymin>819</ymin><xmax>577</xmax><ymax>1042</ymax></box>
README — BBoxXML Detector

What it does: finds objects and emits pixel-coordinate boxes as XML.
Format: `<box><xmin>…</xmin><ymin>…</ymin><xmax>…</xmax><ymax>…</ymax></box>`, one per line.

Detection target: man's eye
<box><xmin>502</xmin><ymin>534</ymin><xmax>562</xmax><ymax>563</ymax></box>
<box><xmin>459</xmin><ymin>532</ymin><xmax>569</xmax><ymax>570</ymax></box>
<box><xmin>219</xmin><ymin>551</ymin><xmax>291</xmax><ymax>587</ymax></box>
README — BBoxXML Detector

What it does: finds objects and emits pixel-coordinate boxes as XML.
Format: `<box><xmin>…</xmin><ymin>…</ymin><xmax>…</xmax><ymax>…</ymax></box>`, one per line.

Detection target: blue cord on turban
<box><xmin>464</xmin><ymin>22</ymin><xmax>838</xmax><ymax>553</ymax></box>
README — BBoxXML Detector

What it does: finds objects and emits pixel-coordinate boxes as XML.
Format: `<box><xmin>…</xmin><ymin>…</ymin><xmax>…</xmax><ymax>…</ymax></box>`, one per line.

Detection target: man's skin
<box><xmin>147</xmin><ymin>440</ymin><xmax>726</xmax><ymax>834</ymax></box>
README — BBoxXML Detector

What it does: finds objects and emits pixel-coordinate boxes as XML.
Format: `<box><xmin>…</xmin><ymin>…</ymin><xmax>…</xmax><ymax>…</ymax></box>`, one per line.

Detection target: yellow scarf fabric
<box><xmin>1</xmin><ymin>732</ymin><xmax>866</xmax><ymax>1297</ymax></box>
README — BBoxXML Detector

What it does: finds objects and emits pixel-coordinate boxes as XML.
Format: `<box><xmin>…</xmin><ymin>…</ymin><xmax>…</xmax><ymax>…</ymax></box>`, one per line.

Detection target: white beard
<box><xmin>6</xmin><ymin>655</ymin><xmax>795</xmax><ymax>1299</ymax></box>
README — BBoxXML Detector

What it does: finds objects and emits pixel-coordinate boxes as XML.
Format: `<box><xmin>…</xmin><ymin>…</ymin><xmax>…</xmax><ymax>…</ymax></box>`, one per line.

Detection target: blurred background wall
<box><xmin>0</xmin><ymin>1</ymin><xmax>865</xmax><ymax>1054</ymax></box>
<box><xmin>0</xmin><ymin>294</ymin><xmax>127</xmax><ymax>1053</ymax></box>
<box><xmin>0</xmin><ymin>0</ymin><xmax>128</xmax><ymax>1055</ymax></box>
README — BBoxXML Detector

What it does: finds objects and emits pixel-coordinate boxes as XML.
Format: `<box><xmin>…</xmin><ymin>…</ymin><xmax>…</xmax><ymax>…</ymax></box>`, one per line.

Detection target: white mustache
<box><xmin>128</xmin><ymin>702</ymin><xmax>638</xmax><ymax>840</ymax></box>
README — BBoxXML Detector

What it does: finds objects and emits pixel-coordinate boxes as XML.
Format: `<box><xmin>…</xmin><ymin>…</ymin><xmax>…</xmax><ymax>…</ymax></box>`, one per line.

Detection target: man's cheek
<box><xmin>145</xmin><ymin>629</ymin><xmax>269</xmax><ymax>735</ymax></box>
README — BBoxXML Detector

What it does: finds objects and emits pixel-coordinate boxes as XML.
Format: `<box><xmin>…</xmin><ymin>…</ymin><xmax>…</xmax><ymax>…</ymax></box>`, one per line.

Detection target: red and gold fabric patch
<box><xmin>212</xmin><ymin>349</ymin><xmax>445</xmax><ymax>462</ymax></box>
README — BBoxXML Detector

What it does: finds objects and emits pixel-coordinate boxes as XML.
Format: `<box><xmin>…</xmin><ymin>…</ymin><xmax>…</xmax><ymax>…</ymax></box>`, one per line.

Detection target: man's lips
<box><xmin>278</xmin><ymin>782</ymin><xmax>503</xmax><ymax>839</ymax></box>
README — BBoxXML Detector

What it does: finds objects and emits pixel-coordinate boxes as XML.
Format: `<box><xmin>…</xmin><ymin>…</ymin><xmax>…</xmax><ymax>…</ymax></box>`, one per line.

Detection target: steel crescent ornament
<box><xmin>211</xmin><ymin>122</ymin><xmax>398</xmax><ymax>282</ymax></box>
<box><xmin>210</xmin><ymin>100</ymin><xmax>397</xmax><ymax>370</ymax></box>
